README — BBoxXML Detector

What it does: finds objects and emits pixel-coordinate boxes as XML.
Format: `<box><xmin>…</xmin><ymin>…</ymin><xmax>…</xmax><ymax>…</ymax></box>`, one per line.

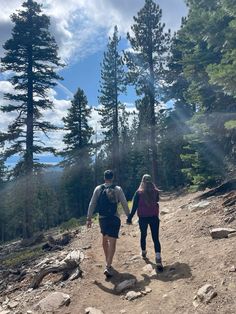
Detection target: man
<box><xmin>87</xmin><ymin>170</ymin><xmax>130</xmax><ymax>277</ymax></box>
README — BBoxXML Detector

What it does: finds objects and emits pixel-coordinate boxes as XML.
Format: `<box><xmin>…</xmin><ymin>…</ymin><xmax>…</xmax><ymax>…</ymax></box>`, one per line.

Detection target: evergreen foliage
<box><xmin>98</xmin><ymin>26</ymin><xmax>125</xmax><ymax>182</ymax></box>
<box><xmin>0</xmin><ymin>0</ymin><xmax>62</xmax><ymax>175</ymax></box>
<box><xmin>61</xmin><ymin>88</ymin><xmax>94</xmax><ymax>218</ymax></box>
<box><xmin>0</xmin><ymin>0</ymin><xmax>62</xmax><ymax>238</ymax></box>
<box><xmin>125</xmin><ymin>0</ymin><xmax>171</xmax><ymax>183</ymax></box>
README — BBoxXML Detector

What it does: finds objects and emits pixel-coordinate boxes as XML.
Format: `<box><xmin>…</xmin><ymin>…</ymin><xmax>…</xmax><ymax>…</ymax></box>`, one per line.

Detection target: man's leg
<box><xmin>106</xmin><ymin>236</ymin><xmax>117</xmax><ymax>267</ymax></box>
<box><xmin>102</xmin><ymin>235</ymin><xmax>109</xmax><ymax>264</ymax></box>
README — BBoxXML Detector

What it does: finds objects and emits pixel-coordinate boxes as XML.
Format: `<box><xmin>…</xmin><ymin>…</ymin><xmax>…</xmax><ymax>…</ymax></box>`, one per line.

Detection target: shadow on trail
<box><xmin>94</xmin><ymin>268</ymin><xmax>138</xmax><ymax>295</ymax></box>
<box><xmin>94</xmin><ymin>260</ymin><xmax>192</xmax><ymax>296</ymax></box>
<box><xmin>143</xmin><ymin>258</ymin><xmax>192</xmax><ymax>282</ymax></box>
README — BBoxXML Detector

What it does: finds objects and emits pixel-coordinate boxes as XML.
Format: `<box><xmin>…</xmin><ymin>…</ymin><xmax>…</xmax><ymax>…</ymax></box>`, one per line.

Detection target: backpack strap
<box><xmin>100</xmin><ymin>184</ymin><xmax>105</xmax><ymax>191</ymax></box>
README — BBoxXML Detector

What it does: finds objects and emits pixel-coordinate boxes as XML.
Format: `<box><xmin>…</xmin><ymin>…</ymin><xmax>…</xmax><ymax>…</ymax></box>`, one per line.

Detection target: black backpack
<box><xmin>96</xmin><ymin>184</ymin><xmax>118</xmax><ymax>217</ymax></box>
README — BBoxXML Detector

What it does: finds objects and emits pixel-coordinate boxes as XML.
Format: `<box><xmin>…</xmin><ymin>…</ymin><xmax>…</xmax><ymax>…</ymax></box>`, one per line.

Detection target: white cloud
<box><xmin>0</xmin><ymin>0</ymin><xmax>187</xmax><ymax>161</ymax></box>
<box><xmin>0</xmin><ymin>0</ymin><xmax>187</xmax><ymax>61</ymax></box>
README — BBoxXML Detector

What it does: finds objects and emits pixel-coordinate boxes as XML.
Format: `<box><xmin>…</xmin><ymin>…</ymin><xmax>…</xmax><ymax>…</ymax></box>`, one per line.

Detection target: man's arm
<box><xmin>87</xmin><ymin>186</ymin><xmax>101</xmax><ymax>220</ymax></box>
<box><xmin>116</xmin><ymin>186</ymin><xmax>130</xmax><ymax>216</ymax></box>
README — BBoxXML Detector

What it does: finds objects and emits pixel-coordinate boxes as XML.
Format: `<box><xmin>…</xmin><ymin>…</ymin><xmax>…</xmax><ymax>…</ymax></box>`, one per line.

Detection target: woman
<box><xmin>127</xmin><ymin>174</ymin><xmax>163</xmax><ymax>272</ymax></box>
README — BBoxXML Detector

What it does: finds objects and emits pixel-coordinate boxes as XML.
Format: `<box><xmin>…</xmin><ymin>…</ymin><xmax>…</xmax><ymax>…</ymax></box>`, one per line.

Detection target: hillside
<box><xmin>0</xmin><ymin>190</ymin><xmax>236</xmax><ymax>314</ymax></box>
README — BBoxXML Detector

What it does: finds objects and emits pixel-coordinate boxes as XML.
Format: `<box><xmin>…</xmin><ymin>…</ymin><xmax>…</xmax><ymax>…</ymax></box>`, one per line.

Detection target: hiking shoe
<box><xmin>141</xmin><ymin>250</ymin><xmax>147</xmax><ymax>258</ymax></box>
<box><xmin>156</xmin><ymin>258</ymin><xmax>164</xmax><ymax>272</ymax></box>
<box><xmin>104</xmin><ymin>266</ymin><xmax>113</xmax><ymax>278</ymax></box>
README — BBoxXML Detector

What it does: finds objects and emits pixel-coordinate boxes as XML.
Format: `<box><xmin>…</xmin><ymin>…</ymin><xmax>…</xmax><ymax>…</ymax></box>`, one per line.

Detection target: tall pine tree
<box><xmin>62</xmin><ymin>88</ymin><xmax>94</xmax><ymax>218</ymax></box>
<box><xmin>98</xmin><ymin>26</ymin><xmax>126</xmax><ymax>183</ymax></box>
<box><xmin>125</xmin><ymin>0</ymin><xmax>170</xmax><ymax>184</ymax></box>
<box><xmin>0</xmin><ymin>0</ymin><xmax>62</xmax><ymax>238</ymax></box>
<box><xmin>1</xmin><ymin>0</ymin><xmax>62</xmax><ymax>176</ymax></box>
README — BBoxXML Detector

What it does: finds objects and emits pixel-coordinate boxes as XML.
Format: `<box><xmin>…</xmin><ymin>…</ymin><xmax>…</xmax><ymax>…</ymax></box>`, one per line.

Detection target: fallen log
<box><xmin>30</xmin><ymin>250</ymin><xmax>84</xmax><ymax>289</ymax></box>
<box><xmin>42</xmin><ymin>232</ymin><xmax>74</xmax><ymax>252</ymax></box>
<box><xmin>21</xmin><ymin>232</ymin><xmax>45</xmax><ymax>247</ymax></box>
<box><xmin>197</xmin><ymin>179</ymin><xmax>236</xmax><ymax>200</ymax></box>
<box><xmin>222</xmin><ymin>191</ymin><xmax>236</xmax><ymax>207</ymax></box>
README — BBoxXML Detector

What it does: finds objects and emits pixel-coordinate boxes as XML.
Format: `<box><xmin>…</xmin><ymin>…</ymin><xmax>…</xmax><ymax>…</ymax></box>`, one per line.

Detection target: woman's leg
<box><xmin>139</xmin><ymin>218</ymin><xmax>148</xmax><ymax>252</ymax></box>
<box><xmin>149</xmin><ymin>216</ymin><xmax>161</xmax><ymax>254</ymax></box>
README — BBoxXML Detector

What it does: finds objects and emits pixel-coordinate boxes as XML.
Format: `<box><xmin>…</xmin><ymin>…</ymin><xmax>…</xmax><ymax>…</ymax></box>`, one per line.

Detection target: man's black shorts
<box><xmin>99</xmin><ymin>216</ymin><xmax>121</xmax><ymax>239</ymax></box>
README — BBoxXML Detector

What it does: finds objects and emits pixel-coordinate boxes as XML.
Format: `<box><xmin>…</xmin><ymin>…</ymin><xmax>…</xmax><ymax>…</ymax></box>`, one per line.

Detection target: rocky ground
<box><xmin>0</xmin><ymin>190</ymin><xmax>236</xmax><ymax>314</ymax></box>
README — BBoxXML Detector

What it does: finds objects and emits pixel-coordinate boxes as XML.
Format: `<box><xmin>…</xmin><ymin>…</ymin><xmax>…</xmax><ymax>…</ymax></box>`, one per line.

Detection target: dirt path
<box><xmin>56</xmin><ymin>192</ymin><xmax>236</xmax><ymax>314</ymax></box>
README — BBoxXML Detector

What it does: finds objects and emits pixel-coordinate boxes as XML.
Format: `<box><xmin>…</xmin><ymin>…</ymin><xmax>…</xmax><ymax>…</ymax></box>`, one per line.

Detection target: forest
<box><xmin>0</xmin><ymin>0</ymin><xmax>235</xmax><ymax>242</ymax></box>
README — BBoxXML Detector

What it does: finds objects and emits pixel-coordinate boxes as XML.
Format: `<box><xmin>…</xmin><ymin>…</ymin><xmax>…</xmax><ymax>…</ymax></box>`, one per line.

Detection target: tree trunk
<box><xmin>23</xmin><ymin>43</ymin><xmax>34</xmax><ymax>239</ymax></box>
<box><xmin>149</xmin><ymin>59</ymin><xmax>158</xmax><ymax>184</ymax></box>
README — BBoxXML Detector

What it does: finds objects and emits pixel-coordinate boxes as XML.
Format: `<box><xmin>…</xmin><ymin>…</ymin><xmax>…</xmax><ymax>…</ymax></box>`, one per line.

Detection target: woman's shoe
<box><xmin>156</xmin><ymin>258</ymin><xmax>164</xmax><ymax>272</ymax></box>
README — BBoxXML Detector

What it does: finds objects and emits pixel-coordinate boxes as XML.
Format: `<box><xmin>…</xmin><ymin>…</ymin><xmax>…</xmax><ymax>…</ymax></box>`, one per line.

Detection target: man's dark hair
<box><xmin>104</xmin><ymin>170</ymin><xmax>114</xmax><ymax>180</ymax></box>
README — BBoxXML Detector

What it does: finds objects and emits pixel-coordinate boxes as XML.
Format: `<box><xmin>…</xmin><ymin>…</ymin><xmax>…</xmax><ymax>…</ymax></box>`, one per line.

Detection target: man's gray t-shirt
<box><xmin>87</xmin><ymin>183</ymin><xmax>130</xmax><ymax>219</ymax></box>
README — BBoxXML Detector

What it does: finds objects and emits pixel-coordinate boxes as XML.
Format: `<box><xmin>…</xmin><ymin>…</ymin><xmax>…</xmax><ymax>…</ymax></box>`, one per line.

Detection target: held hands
<box><xmin>86</xmin><ymin>218</ymin><xmax>92</xmax><ymax>228</ymax></box>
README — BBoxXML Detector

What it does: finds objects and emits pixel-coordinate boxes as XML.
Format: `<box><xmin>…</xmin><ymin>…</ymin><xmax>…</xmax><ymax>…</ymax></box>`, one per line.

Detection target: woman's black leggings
<box><xmin>138</xmin><ymin>216</ymin><xmax>161</xmax><ymax>253</ymax></box>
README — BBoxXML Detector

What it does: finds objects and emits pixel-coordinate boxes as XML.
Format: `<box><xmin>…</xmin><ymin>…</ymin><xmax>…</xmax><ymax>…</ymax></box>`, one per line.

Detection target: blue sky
<box><xmin>0</xmin><ymin>0</ymin><xmax>188</xmax><ymax>165</ymax></box>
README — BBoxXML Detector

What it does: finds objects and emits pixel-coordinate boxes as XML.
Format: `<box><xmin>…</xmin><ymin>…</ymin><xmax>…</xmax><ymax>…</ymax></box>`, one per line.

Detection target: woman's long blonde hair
<box><xmin>138</xmin><ymin>174</ymin><xmax>158</xmax><ymax>204</ymax></box>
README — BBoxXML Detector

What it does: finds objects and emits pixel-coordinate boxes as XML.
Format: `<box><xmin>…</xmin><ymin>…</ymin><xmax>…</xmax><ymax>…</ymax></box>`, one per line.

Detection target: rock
<box><xmin>160</xmin><ymin>209</ymin><xmax>170</xmax><ymax>215</ymax></box>
<box><xmin>125</xmin><ymin>291</ymin><xmax>142</xmax><ymax>301</ymax></box>
<box><xmin>144</xmin><ymin>287</ymin><xmax>152</xmax><ymax>293</ymax></box>
<box><xmin>130</xmin><ymin>255</ymin><xmax>140</xmax><ymax>261</ymax></box>
<box><xmin>197</xmin><ymin>284</ymin><xmax>217</xmax><ymax>304</ymax></box>
<box><xmin>82</xmin><ymin>245</ymin><xmax>91</xmax><ymax>250</ymax></box>
<box><xmin>228</xmin><ymin>232</ymin><xmax>236</xmax><ymax>239</ymax></box>
<box><xmin>141</xmin><ymin>287</ymin><xmax>152</xmax><ymax>295</ymax></box>
<box><xmin>229</xmin><ymin>265</ymin><xmax>236</xmax><ymax>272</ymax></box>
<box><xmin>142</xmin><ymin>264</ymin><xmax>156</xmax><ymax>276</ymax></box>
<box><xmin>34</xmin><ymin>292</ymin><xmax>70</xmax><ymax>312</ymax></box>
<box><xmin>120</xmin><ymin>310</ymin><xmax>127</xmax><ymax>314</ymax></box>
<box><xmin>7</xmin><ymin>301</ymin><xmax>19</xmax><ymax>309</ymax></box>
<box><xmin>210</xmin><ymin>228</ymin><xmax>236</xmax><ymax>239</ymax></box>
<box><xmin>192</xmin><ymin>300</ymin><xmax>199</xmax><ymax>308</ymax></box>
<box><xmin>189</xmin><ymin>201</ymin><xmax>211</xmax><ymax>212</ymax></box>
<box><xmin>0</xmin><ymin>311</ymin><xmax>11</xmax><ymax>314</ymax></box>
<box><xmin>85</xmin><ymin>307</ymin><xmax>104</xmax><ymax>314</ymax></box>
<box><xmin>221</xmin><ymin>278</ymin><xmax>226</xmax><ymax>285</ymax></box>
<box><xmin>224</xmin><ymin>216</ymin><xmax>235</xmax><ymax>224</ymax></box>
<box><xmin>115</xmin><ymin>279</ymin><xmax>136</xmax><ymax>293</ymax></box>
<box><xmin>95</xmin><ymin>264</ymin><xmax>102</xmax><ymax>268</ymax></box>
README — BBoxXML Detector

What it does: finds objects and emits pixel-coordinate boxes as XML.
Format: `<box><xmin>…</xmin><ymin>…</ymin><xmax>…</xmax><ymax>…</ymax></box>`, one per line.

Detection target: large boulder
<box><xmin>34</xmin><ymin>292</ymin><xmax>70</xmax><ymax>312</ymax></box>
<box><xmin>196</xmin><ymin>284</ymin><xmax>217</xmax><ymax>304</ymax></box>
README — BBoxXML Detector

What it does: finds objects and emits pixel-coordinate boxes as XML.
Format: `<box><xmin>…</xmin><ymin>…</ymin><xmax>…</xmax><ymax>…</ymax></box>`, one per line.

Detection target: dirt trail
<box><xmin>55</xmin><ymin>192</ymin><xmax>236</xmax><ymax>314</ymax></box>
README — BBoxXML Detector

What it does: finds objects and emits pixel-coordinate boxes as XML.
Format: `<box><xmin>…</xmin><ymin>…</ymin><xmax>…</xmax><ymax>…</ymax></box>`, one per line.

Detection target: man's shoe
<box><xmin>156</xmin><ymin>258</ymin><xmax>164</xmax><ymax>272</ymax></box>
<box><xmin>104</xmin><ymin>266</ymin><xmax>113</xmax><ymax>278</ymax></box>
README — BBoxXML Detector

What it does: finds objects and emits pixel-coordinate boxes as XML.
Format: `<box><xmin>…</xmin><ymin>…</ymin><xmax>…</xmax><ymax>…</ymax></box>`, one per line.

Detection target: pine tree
<box><xmin>172</xmin><ymin>0</ymin><xmax>236</xmax><ymax>186</ymax></box>
<box><xmin>62</xmin><ymin>88</ymin><xmax>93</xmax><ymax>166</ymax></box>
<box><xmin>0</xmin><ymin>0</ymin><xmax>62</xmax><ymax>176</ymax></box>
<box><xmin>62</xmin><ymin>88</ymin><xmax>94</xmax><ymax>217</ymax></box>
<box><xmin>125</xmin><ymin>0</ymin><xmax>170</xmax><ymax>184</ymax></box>
<box><xmin>0</xmin><ymin>0</ymin><xmax>62</xmax><ymax>238</ymax></box>
<box><xmin>98</xmin><ymin>26</ymin><xmax>126</xmax><ymax>182</ymax></box>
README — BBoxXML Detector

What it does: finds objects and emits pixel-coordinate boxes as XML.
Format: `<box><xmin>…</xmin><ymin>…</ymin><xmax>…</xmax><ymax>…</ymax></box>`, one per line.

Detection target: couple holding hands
<box><xmin>87</xmin><ymin>170</ymin><xmax>163</xmax><ymax>278</ymax></box>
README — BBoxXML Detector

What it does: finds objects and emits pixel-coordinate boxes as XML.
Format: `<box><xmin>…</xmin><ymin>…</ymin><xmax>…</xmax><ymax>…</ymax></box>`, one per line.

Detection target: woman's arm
<box><xmin>127</xmin><ymin>191</ymin><xmax>139</xmax><ymax>223</ymax></box>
